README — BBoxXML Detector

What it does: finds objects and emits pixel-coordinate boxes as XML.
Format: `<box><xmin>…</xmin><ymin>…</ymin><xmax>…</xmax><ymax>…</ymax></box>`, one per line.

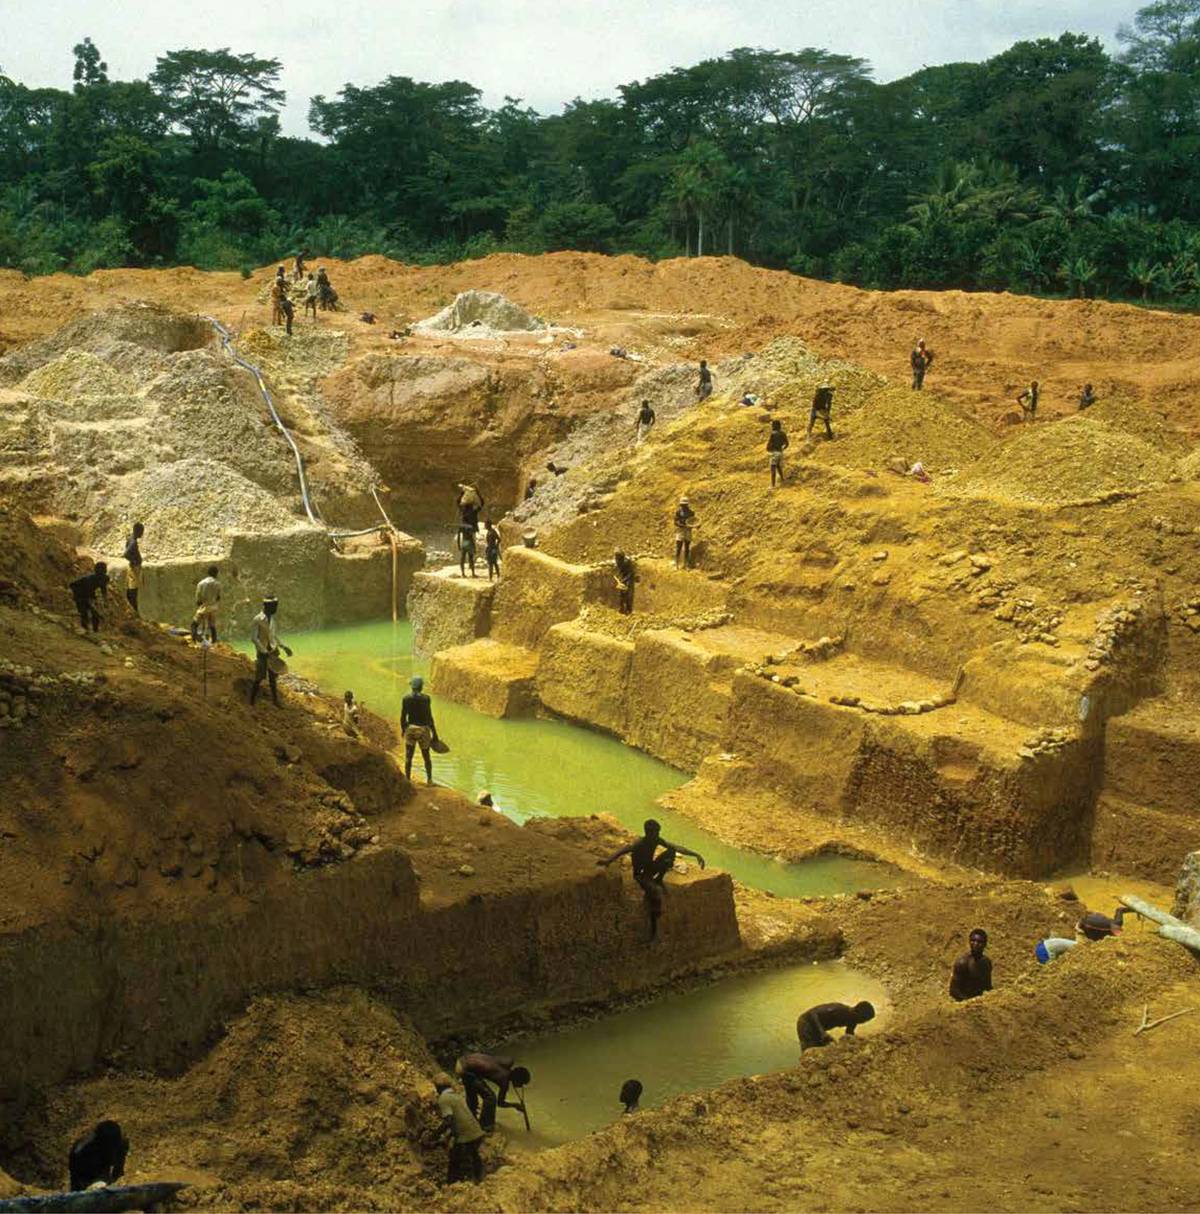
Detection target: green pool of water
<box><xmin>495</xmin><ymin>960</ymin><xmax>890</xmax><ymax>1150</ymax></box>
<box><xmin>246</xmin><ymin>619</ymin><xmax>907</xmax><ymax>898</ymax></box>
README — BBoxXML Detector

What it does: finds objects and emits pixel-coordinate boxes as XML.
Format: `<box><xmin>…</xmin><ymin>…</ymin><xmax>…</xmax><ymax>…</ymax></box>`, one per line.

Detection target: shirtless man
<box><xmin>597</xmin><ymin>819</ymin><xmax>706</xmax><ymax>940</ymax></box>
<box><xmin>455</xmin><ymin>1053</ymin><xmax>531</xmax><ymax>1131</ymax></box>
<box><xmin>797</xmin><ymin>1001</ymin><xmax>876</xmax><ymax>1052</ymax></box>
<box><xmin>949</xmin><ymin>928</ymin><xmax>993</xmax><ymax>1002</ymax></box>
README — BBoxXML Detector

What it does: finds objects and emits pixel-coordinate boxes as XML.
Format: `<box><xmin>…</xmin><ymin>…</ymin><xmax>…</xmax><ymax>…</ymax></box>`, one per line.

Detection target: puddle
<box><xmin>493</xmin><ymin>960</ymin><xmax>890</xmax><ymax>1149</ymax></box>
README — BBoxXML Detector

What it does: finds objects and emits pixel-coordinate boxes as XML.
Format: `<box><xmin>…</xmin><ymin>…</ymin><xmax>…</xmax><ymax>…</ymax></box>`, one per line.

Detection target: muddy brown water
<box><xmin>259</xmin><ymin>619</ymin><xmax>910</xmax><ymax>898</ymax></box>
<box><xmin>494</xmin><ymin>960</ymin><xmax>890</xmax><ymax>1149</ymax></box>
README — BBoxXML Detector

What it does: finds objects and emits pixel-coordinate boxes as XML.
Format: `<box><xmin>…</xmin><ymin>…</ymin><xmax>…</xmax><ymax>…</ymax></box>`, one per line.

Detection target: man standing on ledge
<box><xmin>597</xmin><ymin>819</ymin><xmax>706</xmax><ymax>941</ymax></box>
<box><xmin>696</xmin><ymin>360</ymin><xmax>713</xmax><ymax>401</ymax></box>
<box><xmin>401</xmin><ymin>675</ymin><xmax>440</xmax><ymax>785</ymax></box>
<box><xmin>949</xmin><ymin>928</ymin><xmax>992</xmax><ymax>1001</ymax></box>
<box><xmin>250</xmin><ymin>593</ymin><xmax>292</xmax><ymax>708</ymax></box>
<box><xmin>123</xmin><ymin>521</ymin><xmax>144</xmax><ymax>614</ymax></box>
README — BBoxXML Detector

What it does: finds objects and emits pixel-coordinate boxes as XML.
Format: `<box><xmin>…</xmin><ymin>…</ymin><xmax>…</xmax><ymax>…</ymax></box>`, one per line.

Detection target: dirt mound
<box><xmin>6</xmin><ymin>990</ymin><xmax>450</xmax><ymax>1207</ymax></box>
<box><xmin>87</xmin><ymin>458</ymin><xmax>311</xmax><ymax>559</ymax></box>
<box><xmin>953</xmin><ymin>414</ymin><xmax>1175</xmax><ymax>504</ymax></box>
<box><xmin>145</xmin><ymin>350</ymin><xmax>295</xmax><ymax>493</ymax></box>
<box><xmin>21</xmin><ymin>349</ymin><xmax>141</xmax><ymax>400</ymax></box>
<box><xmin>816</xmin><ymin>386</ymin><xmax>994</xmax><ymax>474</ymax></box>
<box><xmin>416</xmin><ymin>289</ymin><xmax>546</xmax><ymax>336</ymax></box>
<box><xmin>0</xmin><ymin>502</ymin><xmax>409</xmax><ymax>933</ymax></box>
<box><xmin>0</xmin><ymin>302</ymin><xmax>210</xmax><ymax>386</ymax></box>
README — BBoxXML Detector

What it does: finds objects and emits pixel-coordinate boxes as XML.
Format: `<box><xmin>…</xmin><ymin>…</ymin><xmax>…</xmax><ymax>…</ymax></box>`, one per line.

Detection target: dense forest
<box><xmin>3</xmin><ymin>0</ymin><xmax>1200</xmax><ymax>302</ymax></box>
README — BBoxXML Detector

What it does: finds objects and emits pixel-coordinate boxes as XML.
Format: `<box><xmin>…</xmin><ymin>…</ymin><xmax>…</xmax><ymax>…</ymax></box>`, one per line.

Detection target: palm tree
<box><xmin>1059</xmin><ymin>256</ymin><xmax>1099</xmax><ymax>298</ymax></box>
<box><xmin>1041</xmin><ymin>178</ymin><xmax>1105</xmax><ymax>229</ymax></box>
<box><xmin>666</xmin><ymin>140</ymin><xmax>734</xmax><ymax>257</ymax></box>
<box><xmin>1128</xmin><ymin>257</ymin><xmax>1166</xmax><ymax>300</ymax></box>
<box><xmin>907</xmin><ymin>159</ymin><xmax>1038</xmax><ymax>230</ymax></box>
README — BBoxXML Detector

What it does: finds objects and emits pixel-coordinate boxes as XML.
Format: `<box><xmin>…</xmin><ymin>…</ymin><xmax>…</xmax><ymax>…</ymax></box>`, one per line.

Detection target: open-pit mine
<box><xmin>0</xmin><ymin>253</ymin><xmax>1197</xmax><ymax>1212</ymax></box>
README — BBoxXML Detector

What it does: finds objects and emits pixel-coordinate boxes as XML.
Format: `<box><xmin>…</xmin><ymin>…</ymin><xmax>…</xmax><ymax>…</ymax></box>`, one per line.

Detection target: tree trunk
<box><xmin>727</xmin><ymin>213</ymin><xmax>734</xmax><ymax>256</ymax></box>
<box><xmin>697</xmin><ymin>210</ymin><xmax>705</xmax><ymax>257</ymax></box>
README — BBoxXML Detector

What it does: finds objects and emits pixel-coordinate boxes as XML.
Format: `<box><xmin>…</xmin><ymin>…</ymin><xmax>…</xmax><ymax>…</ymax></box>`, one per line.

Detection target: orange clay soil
<box><xmin>5</xmin><ymin>252</ymin><xmax>1200</xmax><ymax>434</ymax></box>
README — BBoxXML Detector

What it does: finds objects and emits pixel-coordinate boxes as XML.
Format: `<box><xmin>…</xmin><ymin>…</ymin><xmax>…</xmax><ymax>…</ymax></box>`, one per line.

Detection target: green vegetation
<box><xmin>3</xmin><ymin>3</ymin><xmax>1200</xmax><ymax>303</ymax></box>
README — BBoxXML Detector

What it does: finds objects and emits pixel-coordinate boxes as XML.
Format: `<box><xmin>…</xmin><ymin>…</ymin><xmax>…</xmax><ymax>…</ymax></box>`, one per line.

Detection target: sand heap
<box><xmin>0</xmin><ymin>331</ymin><xmax>314</xmax><ymax>556</ymax></box>
<box><xmin>14</xmin><ymin>990</ymin><xmax>452</xmax><ymax>1209</ymax></box>
<box><xmin>415</xmin><ymin>289</ymin><xmax>546</xmax><ymax>337</ymax></box>
<box><xmin>814</xmin><ymin>386</ymin><xmax>995</xmax><ymax>474</ymax></box>
<box><xmin>952</xmin><ymin>414</ymin><xmax>1176</xmax><ymax>504</ymax></box>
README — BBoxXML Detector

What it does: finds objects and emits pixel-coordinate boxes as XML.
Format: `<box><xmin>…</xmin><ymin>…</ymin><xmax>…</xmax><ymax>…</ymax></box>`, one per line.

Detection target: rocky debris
<box><xmin>285</xmin><ymin>792</ymin><xmax>376</xmax><ymax>868</ymax></box>
<box><xmin>575</xmin><ymin>602</ymin><xmax>731</xmax><ymax>639</ymax></box>
<box><xmin>744</xmin><ymin>661</ymin><xmax>955</xmax><ymax>715</ymax></box>
<box><xmin>1173</xmin><ymin>851</ymin><xmax>1200</xmax><ymax>926</ymax></box>
<box><xmin>1017</xmin><ymin>726</ymin><xmax>1073</xmax><ymax>760</ymax></box>
<box><xmin>88</xmin><ymin>457</ymin><xmax>314</xmax><ymax>559</ymax></box>
<box><xmin>1083</xmin><ymin>598</ymin><xmax>1149</xmax><ymax>670</ymax></box>
<box><xmin>415</xmin><ymin>290</ymin><xmax>547</xmax><ymax>336</ymax></box>
<box><xmin>1171</xmin><ymin>593</ymin><xmax>1200</xmax><ymax>633</ymax></box>
<box><xmin>765</xmin><ymin>635</ymin><xmax>844</xmax><ymax>664</ymax></box>
<box><xmin>986</xmin><ymin>591</ymin><xmax>1064</xmax><ymax>645</ymax></box>
<box><xmin>826</xmin><ymin>690</ymin><xmax>957</xmax><ymax>716</ymax></box>
<box><xmin>0</xmin><ymin>658</ymin><xmax>101</xmax><ymax>729</ymax></box>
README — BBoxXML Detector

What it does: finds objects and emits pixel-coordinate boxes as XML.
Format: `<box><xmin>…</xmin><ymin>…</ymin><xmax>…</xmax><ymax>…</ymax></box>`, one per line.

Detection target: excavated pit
<box><xmin>3</xmin><ymin>256</ymin><xmax>1200</xmax><ymax>1212</ymax></box>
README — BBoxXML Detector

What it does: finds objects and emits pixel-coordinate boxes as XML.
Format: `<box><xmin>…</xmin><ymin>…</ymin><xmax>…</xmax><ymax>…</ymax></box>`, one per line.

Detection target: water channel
<box><xmin>259</xmin><ymin>619</ymin><xmax>910</xmax><ymax>898</ymax></box>
<box><xmin>245</xmin><ymin>618</ymin><xmax>901</xmax><ymax>1146</ymax></box>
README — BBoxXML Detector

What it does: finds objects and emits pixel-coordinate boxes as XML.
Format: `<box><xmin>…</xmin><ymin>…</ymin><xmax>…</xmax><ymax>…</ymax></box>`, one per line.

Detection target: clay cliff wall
<box><xmin>0</xmin><ymin>842</ymin><xmax>739</xmax><ymax>1099</ymax></box>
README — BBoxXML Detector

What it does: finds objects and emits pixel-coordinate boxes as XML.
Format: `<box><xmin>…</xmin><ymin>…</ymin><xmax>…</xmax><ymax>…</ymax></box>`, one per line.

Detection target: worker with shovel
<box><xmin>456</xmin><ymin>1052</ymin><xmax>532</xmax><ymax>1132</ymax></box>
<box><xmin>249</xmin><ymin>593</ymin><xmax>292</xmax><ymax>708</ymax></box>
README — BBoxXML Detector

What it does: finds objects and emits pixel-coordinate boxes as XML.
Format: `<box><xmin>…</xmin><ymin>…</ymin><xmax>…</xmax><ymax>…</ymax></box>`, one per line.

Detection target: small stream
<box><xmin>494</xmin><ymin>960</ymin><xmax>890</xmax><ymax>1150</ymax></box>
<box><xmin>252</xmin><ymin>619</ymin><xmax>909</xmax><ymax>898</ymax></box>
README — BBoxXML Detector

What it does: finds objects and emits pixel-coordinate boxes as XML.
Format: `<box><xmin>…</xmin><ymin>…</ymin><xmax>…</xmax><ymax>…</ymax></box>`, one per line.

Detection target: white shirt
<box><xmin>251</xmin><ymin>611</ymin><xmax>278</xmax><ymax>654</ymax></box>
<box><xmin>196</xmin><ymin>576</ymin><xmax>221</xmax><ymax>609</ymax></box>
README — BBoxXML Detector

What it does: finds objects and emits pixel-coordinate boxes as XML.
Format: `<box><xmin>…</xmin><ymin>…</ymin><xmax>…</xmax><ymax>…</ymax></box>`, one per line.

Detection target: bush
<box><xmin>537</xmin><ymin>201</ymin><xmax>618</xmax><ymax>253</ymax></box>
<box><xmin>70</xmin><ymin>216</ymin><xmax>135</xmax><ymax>273</ymax></box>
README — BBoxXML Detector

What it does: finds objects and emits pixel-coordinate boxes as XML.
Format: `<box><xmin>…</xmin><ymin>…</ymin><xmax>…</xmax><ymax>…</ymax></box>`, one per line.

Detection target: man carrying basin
<box><xmin>598</xmin><ymin>819</ymin><xmax>706</xmax><ymax>941</ymax></box>
<box><xmin>455</xmin><ymin>1052</ymin><xmax>531</xmax><ymax>1131</ymax></box>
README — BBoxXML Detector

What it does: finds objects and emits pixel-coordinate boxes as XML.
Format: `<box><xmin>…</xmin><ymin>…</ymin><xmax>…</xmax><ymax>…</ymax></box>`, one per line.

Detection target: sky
<box><xmin>3</xmin><ymin>0</ymin><xmax>1138</xmax><ymax>136</ymax></box>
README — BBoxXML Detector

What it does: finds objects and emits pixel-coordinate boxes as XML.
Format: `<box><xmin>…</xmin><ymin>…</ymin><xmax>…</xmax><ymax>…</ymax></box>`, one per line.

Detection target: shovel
<box><xmin>514</xmin><ymin>1085</ymin><xmax>531</xmax><ymax>1132</ymax></box>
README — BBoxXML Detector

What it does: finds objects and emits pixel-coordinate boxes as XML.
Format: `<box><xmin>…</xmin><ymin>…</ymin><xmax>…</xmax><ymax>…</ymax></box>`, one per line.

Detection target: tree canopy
<box><xmin>2</xmin><ymin>3</ymin><xmax>1200</xmax><ymax>307</ymax></box>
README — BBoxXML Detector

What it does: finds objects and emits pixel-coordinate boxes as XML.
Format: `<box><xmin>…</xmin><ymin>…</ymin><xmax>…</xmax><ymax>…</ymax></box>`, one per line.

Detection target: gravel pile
<box><xmin>21</xmin><ymin>350</ymin><xmax>139</xmax><ymax>401</ymax></box>
<box><xmin>0</xmin><ymin>302</ymin><xmax>209</xmax><ymax>386</ymax></box>
<box><xmin>815</xmin><ymin>386</ymin><xmax>994</xmax><ymax>474</ymax></box>
<box><xmin>237</xmin><ymin>326</ymin><xmax>351</xmax><ymax>384</ymax></box>
<box><xmin>148</xmin><ymin>351</ymin><xmax>293</xmax><ymax>492</ymax></box>
<box><xmin>88</xmin><ymin>458</ymin><xmax>311</xmax><ymax>558</ymax></box>
<box><xmin>952</xmin><ymin>415</ymin><xmax>1174</xmax><ymax>504</ymax></box>
<box><xmin>415</xmin><ymin>290</ymin><xmax>546</xmax><ymax>337</ymax></box>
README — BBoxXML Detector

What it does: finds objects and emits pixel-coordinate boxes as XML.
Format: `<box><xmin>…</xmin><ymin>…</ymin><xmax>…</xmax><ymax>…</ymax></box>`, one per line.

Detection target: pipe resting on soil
<box><xmin>1120</xmin><ymin>894</ymin><xmax>1200</xmax><ymax>953</ymax></box>
<box><xmin>207</xmin><ymin>316</ymin><xmax>322</xmax><ymax>524</ymax></box>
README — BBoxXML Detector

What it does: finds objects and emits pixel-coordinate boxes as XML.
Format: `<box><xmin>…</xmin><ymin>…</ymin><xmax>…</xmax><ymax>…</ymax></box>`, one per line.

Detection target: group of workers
<box><xmin>57</xmin><ymin>898</ymin><xmax>1136</xmax><ymax>1193</ymax></box>
<box><xmin>68</xmin><ymin>523</ymin><xmax>223</xmax><ymax>644</ymax></box>
<box><xmin>455</xmin><ymin>484</ymin><xmax>501</xmax><ymax>580</ymax></box>
<box><xmin>52</xmin><ymin>331</ymin><xmax>1134</xmax><ymax>1191</ymax></box>
<box><xmin>270</xmin><ymin>261</ymin><xmax>338</xmax><ymax>334</ymax></box>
